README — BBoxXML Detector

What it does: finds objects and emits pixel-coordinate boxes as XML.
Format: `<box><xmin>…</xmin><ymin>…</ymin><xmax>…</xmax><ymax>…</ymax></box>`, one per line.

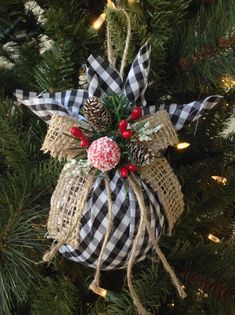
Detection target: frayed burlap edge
<box><xmin>43</xmin><ymin>167</ymin><xmax>96</xmax><ymax>262</ymax></box>
<box><xmin>135</xmin><ymin>110</ymin><xmax>178</xmax><ymax>154</ymax></box>
<box><xmin>140</xmin><ymin>157</ymin><xmax>184</xmax><ymax>235</ymax></box>
<box><xmin>41</xmin><ymin>114</ymin><xmax>91</xmax><ymax>160</ymax></box>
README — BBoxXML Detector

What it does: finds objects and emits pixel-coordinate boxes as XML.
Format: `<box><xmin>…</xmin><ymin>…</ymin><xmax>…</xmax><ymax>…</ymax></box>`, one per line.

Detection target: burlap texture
<box><xmin>41</xmin><ymin>114</ymin><xmax>90</xmax><ymax>160</ymax></box>
<box><xmin>47</xmin><ymin>166</ymin><xmax>96</xmax><ymax>248</ymax></box>
<box><xmin>136</xmin><ymin>110</ymin><xmax>178</xmax><ymax>154</ymax></box>
<box><xmin>140</xmin><ymin>157</ymin><xmax>184</xmax><ymax>235</ymax></box>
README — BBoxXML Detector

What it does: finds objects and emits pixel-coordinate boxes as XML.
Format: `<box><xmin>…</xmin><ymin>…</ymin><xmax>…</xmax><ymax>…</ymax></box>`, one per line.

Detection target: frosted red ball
<box><xmin>87</xmin><ymin>137</ymin><xmax>121</xmax><ymax>171</ymax></box>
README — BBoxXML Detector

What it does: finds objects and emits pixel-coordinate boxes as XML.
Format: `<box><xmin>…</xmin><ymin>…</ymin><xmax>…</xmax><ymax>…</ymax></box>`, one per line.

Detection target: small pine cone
<box><xmin>83</xmin><ymin>96</ymin><xmax>112</xmax><ymax>131</ymax></box>
<box><xmin>127</xmin><ymin>142</ymin><xmax>155</xmax><ymax>166</ymax></box>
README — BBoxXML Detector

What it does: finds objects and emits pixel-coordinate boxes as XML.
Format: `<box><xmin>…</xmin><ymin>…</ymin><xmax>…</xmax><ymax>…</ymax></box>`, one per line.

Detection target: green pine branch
<box><xmin>31</xmin><ymin>277</ymin><xmax>78</xmax><ymax>315</ymax></box>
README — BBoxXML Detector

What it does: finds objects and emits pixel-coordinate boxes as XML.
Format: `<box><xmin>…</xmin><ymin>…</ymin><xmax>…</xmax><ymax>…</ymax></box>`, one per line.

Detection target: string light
<box><xmin>91</xmin><ymin>286</ymin><xmax>108</xmax><ymax>298</ymax></box>
<box><xmin>93</xmin><ymin>13</ymin><xmax>107</xmax><ymax>30</ymax></box>
<box><xmin>92</xmin><ymin>1</ymin><xmax>116</xmax><ymax>30</ymax></box>
<box><xmin>167</xmin><ymin>302</ymin><xmax>175</xmax><ymax>308</ymax></box>
<box><xmin>176</xmin><ymin>142</ymin><xmax>190</xmax><ymax>150</ymax></box>
<box><xmin>197</xmin><ymin>288</ymin><xmax>209</xmax><ymax>299</ymax></box>
<box><xmin>208</xmin><ymin>233</ymin><xmax>220</xmax><ymax>243</ymax></box>
<box><xmin>107</xmin><ymin>0</ymin><xmax>116</xmax><ymax>8</ymax></box>
<box><xmin>211</xmin><ymin>175</ymin><xmax>227</xmax><ymax>185</ymax></box>
<box><xmin>222</xmin><ymin>75</ymin><xmax>235</xmax><ymax>89</ymax></box>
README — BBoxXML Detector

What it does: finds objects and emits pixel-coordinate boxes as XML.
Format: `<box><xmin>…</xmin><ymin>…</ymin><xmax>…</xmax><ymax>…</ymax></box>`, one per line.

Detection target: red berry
<box><xmin>130</xmin><ymin>106</ymin><xmax>142</xmax><ymax>120</ymax></box>
<box><xmin>119</xmin><ymin>166</ymin><xmax>129</xmax><ymax>178</ymax></box>
<box><xmin>126</xmin><ymin>163</ymin><xmax>138</xmax><ymax>172</ymax></box>
<box><xmin>70</xmin><ymin>127</ymin><xmax>84</xmax><ymax>138</ymax></box>
<box><xmin>80</xmin><ymin>137</ymin><xmax>90</xmax><ymax>147</ymax></box>
<box><xmin>121</xmin><ymin>130</ymin><xmax>133</xmax><ymax>139</ymax></box>
<box><xmin>118</xmin><ymin>119</ymin><xmax>128</xmax><ymax>131</ymax></box>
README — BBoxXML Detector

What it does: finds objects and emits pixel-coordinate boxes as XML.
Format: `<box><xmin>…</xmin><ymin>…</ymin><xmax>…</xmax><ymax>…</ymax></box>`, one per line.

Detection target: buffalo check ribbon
<box><xmin>15</xmin><ymin>41</ymin><xmax>223</xmax><ymax>129</ymax></box>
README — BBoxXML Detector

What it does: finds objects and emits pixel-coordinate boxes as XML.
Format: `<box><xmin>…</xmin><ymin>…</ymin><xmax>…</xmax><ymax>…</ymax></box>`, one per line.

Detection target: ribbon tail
<box><xmin>123</xmin><ymin>40</ymin><xmax>151</xmax><ymax>106</ymax></box>
<box><xmin>87</xmin><ymin>55</ymin><xmax>123</xmax><ymax>97</ymax></box>
<box><xmin>143</xmin><ymin>95</ymin><xmax>224</xmax><ymax>130</ymax></box>
<box><xmin>15</xmin><ymin>89</ymin><xmax>88</xmax><ymax>124</ymax></box>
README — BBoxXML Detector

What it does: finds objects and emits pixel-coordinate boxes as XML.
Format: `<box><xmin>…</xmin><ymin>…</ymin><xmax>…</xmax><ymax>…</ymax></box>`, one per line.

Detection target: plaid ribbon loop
<box><xmin>15</xmin><ymin>41</ymin><xmax>223</xmax><ymax>129</ymax></box>
<box><xmin>87</xmin><ymin>41</ymin><xmax>151</xmax><ymax>106</ymax></box>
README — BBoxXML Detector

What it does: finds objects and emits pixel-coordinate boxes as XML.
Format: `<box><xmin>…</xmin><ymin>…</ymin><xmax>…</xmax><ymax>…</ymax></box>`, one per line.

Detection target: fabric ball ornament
<box><xmin>15</xmin><ymin>39</ymin><xmax>223</xmax><ymax>314</ymax></box>
<box><xmin>59</xmin><ymin>168</ymin><xmax>165</xmax><ymax>270</ymax></box>
<box><xmin>87</xmin><ymin>137</ymin><xmax>121</xmax><ymax>171</ymax></box>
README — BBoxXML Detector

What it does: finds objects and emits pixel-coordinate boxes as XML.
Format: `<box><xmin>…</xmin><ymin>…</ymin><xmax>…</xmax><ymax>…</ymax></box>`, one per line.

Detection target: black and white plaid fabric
<box><xmin>143</xmin><ymin>95</ymin><xmax>224</xmax><ymax>130</ymax></box>
<box><xmin>60</xmin><ymin>170</ymin><xmax>165</xmax><ymax>270</ymax></box>
<box><xmin>87</xmin><ymin>40</ymin><xmax>151</xmax><ymax>106</ymax></box>
<box><xmin>15</xmin><ymin>41</ymin><xmax>223</xmax><ymax>269</ymax></box>
<box><xmin>15</xmin><ymin>41</ymin><xmax>223</xmax><ymax>130</ymax></box>
<box><xmin>15</xmin><ymin>89</ymin><xmax>88</xmax><ymax>124</ymax></box>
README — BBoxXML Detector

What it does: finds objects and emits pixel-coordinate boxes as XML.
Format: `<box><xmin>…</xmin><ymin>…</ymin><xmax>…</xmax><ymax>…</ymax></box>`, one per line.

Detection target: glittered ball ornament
<box><xmin>87</xmin><ymin>137</ymin><xmax>121</xmax><ymax>171</ymax></box>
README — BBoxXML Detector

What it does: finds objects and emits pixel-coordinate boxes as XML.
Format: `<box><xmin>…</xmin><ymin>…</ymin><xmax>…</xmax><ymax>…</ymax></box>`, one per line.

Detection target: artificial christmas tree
<box><xmin>0</xmin><ymin>1</ymin><xmax>235</xmax><ymax>315</ymax></box>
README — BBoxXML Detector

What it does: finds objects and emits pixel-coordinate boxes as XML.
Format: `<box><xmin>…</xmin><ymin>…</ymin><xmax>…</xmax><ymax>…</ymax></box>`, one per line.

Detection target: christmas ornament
<box><xmin>15</xmin><ymin>39</ymin><xmax>223</xmax><ymax>315</ymax></box>
<box><xmin>83</xmin><ymin>96</ymin><xmax>112</xmax><ymax>131</ymax></box>
<box><xmin>87</xmin><ymin>137</ymin><xmax>121</xmax><ymax>171</ymax></box>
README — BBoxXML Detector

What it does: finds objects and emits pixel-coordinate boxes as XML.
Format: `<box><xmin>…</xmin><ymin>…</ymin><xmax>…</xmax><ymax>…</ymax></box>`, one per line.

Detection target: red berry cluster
<box><xmin>70</xmin><ymin>127</ymin><xmax>90</xmax><ymax>147</ymax></box>
<box><xmin>118</xmin><ymin>106</ymin><xmax>142</xmax><ymax>139</ymax></box>
<box><xmin>119</xmin><ymin>163</ymin><xmax>138</xmax><ymax>178</ymax></box>
<box><xmin>69</xmin><ymin>105</ymin><xmax>142</xmax><ymax>177</ymax></box>
<box><xmin>118</xmin><ymin>106</ymin><xmax>142</xmax><ymax>177</ymax></box>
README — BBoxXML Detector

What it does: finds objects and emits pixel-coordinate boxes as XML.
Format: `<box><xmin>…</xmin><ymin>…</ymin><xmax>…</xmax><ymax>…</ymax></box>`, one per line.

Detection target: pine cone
<box><xmin>83</xmin><ymin>96</ymin><xmax>112</xmax><ymax>131</ymax></box>
<box><xmin>127</xmin><ymin>142</ymin><xmax>155</xmax><ymax>166</ymax></box>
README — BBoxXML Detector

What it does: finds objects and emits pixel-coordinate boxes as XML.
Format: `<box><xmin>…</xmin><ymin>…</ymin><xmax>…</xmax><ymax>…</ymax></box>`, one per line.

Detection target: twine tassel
<box><xmin>89</xmin><ymin>172</ymin><xmax>113</xmax><ymax>293</ymax></box>
<box><xmin>43</xmin><ymin>240</ymin><xmax>67</xmax><ymax>263</ymax></box>
<box><xmin>126</xmin><ymin>188</ymin><xmax>150</xmax><ymax>315</ymax></box>
<box><xmin>128</xmin><ymin>174</ymin><xmax>186</xmax><ymax>309</ymax></box>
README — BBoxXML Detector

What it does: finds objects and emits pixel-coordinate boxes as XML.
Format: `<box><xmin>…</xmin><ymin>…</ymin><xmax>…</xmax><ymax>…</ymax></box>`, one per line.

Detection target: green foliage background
<box><xmin>0</xmin><ymin>1</ymin><xmax>234</xmax><ymax>314</ymax></box>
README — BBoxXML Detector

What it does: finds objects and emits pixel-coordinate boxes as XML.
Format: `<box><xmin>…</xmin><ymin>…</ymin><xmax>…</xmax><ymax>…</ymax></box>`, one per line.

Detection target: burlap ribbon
<box><xmin>43</xmin><ymin>168</ymin><xmax>96</xmax><ymax>262</ymax></box>
<box><xmin>42</xmin><ymin>110</ymin><xmax>186</xmax><ymax>315</ymax></box>
<box><xmin>41</xmin><ymin>114</ymin><xmax>91</xmax><ymax>160</ymax></box>
<box><xmin>134</xmin><ymin>110</ymin><xmax>178</xmax><ymax>154</ymax></box>
<box><xmin>42</xmin><ymin>110</ymin><xmax>184</xmax><ymax>244</ymax></box>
